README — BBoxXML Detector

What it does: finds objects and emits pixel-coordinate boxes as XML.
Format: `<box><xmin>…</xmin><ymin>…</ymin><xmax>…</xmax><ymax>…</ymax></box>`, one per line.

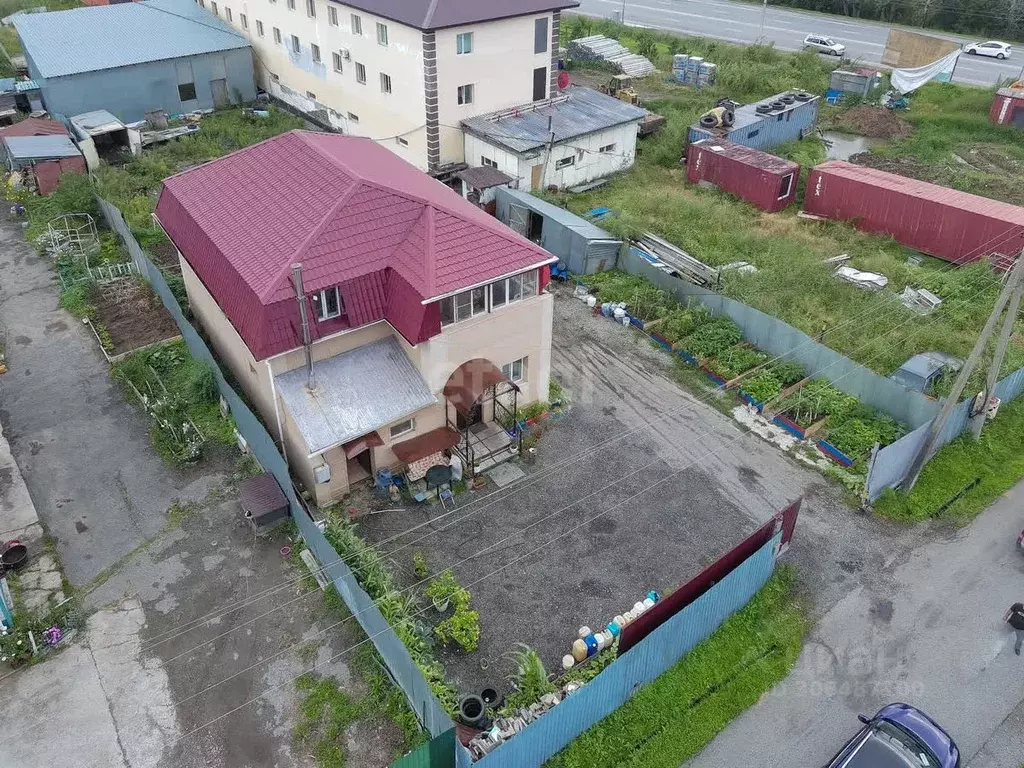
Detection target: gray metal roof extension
<box><xmin>13</xmin><ymin>0</ymin><xmax>249</xmax><ymax>79</ymax></box>
<box><xmin>499</xmin><ymin>187</ymin><xmax>616</xmax><ymax>240</ymax></box>
<box><xmin>274</xmin><ymin>336</ymin><xmax>437</xmax><ymax>456</ymax></box>
<box><xmin>328</xmin><ymin>0</ymin><xmax>578</xmax><ymax>31</ymax></box>
<box><xmin>462</xmin><ymin>86</ymin><xmax>647</xmax><ymax>154</ymax></box>
<box><xmin>4</xmin><ymin>134</ymin><xmax>81</xmax><ymax>160</ymax></box>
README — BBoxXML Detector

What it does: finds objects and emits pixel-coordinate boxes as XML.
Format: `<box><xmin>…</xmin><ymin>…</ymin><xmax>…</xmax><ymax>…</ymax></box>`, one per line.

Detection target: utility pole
<box><xmin>620</xmin><ymin>0</ymin><xmax>626</xmax><ymax>24</ymax></box>
<box><xmin>968</xmin><ymin>250</ymin><xmax>1024</xmax><ymax>439</ymax></box>
<box><xmin>759</xmin><ymin>0</ymin><xmax>768</xmax><ymax>39</ymax></box>
<box><xmin>903</xmin><ymin>255</ymin><xmax>1024</xmax><ymax>491</ymax></box>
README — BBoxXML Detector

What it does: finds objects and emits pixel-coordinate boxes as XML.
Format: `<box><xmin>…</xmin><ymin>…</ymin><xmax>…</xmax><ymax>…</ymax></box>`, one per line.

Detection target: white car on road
<box><xmin>965</xmin><ymin>41</ymin><xmax>1012</xmax><ymax>59</ymax></box>
<box><xmin>803</xmin><ymin>34</ymin><xmax>846</xmax><ymax>56</ymax></box>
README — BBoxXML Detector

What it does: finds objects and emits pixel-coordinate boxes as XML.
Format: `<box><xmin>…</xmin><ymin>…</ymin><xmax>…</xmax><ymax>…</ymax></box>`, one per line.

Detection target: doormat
<box><xmin>486</xmin><ymin>462</ymin><xmax>526</xmax><ymax>488</ymax></box>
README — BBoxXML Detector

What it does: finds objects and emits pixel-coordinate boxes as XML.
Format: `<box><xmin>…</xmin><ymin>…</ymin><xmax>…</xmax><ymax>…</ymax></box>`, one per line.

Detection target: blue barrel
<box><xmin>583</xmin><ymin>633</ymin><xmax>599</xmax><ymax>657</ymax></box>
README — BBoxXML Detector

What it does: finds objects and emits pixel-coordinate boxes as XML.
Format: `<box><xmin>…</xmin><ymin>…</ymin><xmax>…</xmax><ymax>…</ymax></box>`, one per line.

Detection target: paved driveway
<box><xmin>359</xmin><ymin>290</ymin><xmax>921</xmax><ymax>693</ymax></box>
<box><xmin>688</xmin><ymin>481</ymin><xmax>1024</xmax><ymax>767</ymax></box>
<box><xmin>0</xmin><ymin>217</ymin><xmax>222</xmax><ymax>585</ymax></box>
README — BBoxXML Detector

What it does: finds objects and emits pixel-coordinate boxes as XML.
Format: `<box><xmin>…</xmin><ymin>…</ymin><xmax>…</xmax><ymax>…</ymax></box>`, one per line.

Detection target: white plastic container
<box><xmin>586</xmin><ymin>295</ymin><xmax>597</xmax><ymax>308</ymax></box>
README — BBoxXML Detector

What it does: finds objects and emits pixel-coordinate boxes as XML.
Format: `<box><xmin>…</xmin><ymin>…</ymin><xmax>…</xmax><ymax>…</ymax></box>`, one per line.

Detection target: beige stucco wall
<box><xmin>221</xmin><ymin>0</ymin><xmax>427</xmax><ymax>167</ymax></box>
<box><xmin>433</xmin><ymin>13</ymin><xmax>554</xmax><ymax>165</ymax></box>
<box><xmin>266</xmin><ymin>319</ymin><xmax>397</xmax><ymax>377</ymax></box>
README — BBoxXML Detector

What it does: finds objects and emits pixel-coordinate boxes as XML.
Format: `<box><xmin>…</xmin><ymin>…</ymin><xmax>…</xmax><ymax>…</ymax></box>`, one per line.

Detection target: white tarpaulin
<box><xmin>891</xmin><ymin>50</ymin><xmax>961</xmax><ymax>94</ymax></box>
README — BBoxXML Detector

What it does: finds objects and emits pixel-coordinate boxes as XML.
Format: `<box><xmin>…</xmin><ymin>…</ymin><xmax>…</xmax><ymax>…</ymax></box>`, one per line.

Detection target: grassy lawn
<box><xmin>874</xmin><ymin>395</ymin><xmax>1024</xmax><ymax>522</ymax></box>
<box><xmin>545</xmin><ymin>567</ymin><xmax>807</xmax><ymax>768</ymax></box>
<box><xmin>553</xmin><ymin>18</ymin><xmax>1024</xmax><ymax>385</ymax></box>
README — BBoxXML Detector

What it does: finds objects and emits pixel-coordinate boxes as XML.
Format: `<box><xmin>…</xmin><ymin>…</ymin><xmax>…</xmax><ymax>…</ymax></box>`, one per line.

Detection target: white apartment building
<box><xmin>200</xmin><ymin>0</ymin><xmax>579</xmax><ymax>172</ymax></box>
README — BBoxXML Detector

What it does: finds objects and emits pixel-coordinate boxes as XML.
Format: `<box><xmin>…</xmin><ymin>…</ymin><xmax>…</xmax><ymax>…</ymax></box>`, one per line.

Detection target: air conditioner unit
<box><xmin>340</xmin><ymin>48</ymin><xmax>351</xmax><ymax>60</ymax></box>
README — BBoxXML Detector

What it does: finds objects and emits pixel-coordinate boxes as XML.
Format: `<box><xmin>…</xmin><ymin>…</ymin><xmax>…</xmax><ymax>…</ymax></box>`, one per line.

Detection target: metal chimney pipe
<box><xmin>290</xmin><ymin>263</ymin><xmax>315</xmax><ymax>391</ymax></box>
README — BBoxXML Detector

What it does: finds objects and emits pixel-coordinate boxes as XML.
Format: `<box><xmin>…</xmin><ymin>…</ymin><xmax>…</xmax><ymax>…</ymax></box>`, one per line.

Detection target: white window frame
<box><xmin>305</xmin><ymin>0</ymin><xmax>315</xmax><ymax>18</ymax></box>
<box><xmin>380</xmin><ymin>72</ymin><xmax>392</xmax><ymax>94</ymax></box>
<box><xmin>555</xmin><ymin>155</ymin><xmax>574</xmax><ymax>169</ymax></box>
<box><xmin>480</xmin><ymin>156</ymin><xmax>497</xmax><ymax>169</ymax></box>
<box><xmin>223</xmin><ymin>2</ymin><xmax>230</xmax><ymax>19</ymax></box>
<box><xmin>389</xmin><ymin>419</ymin><xmax>416</xmax><ymax>439</ymax></box>
<box><xmin>286</xmin><ymin>0</ymin><xmax>295</xmax><ymax>9</ymax></box>
<box><xmin>457</xmin><ymin>31</ymin><xmax>473</xmax><ymax>55</ymax></box>
<box><xmin>313</xmin><ymin>286</ymin><xmax>342</xmax><ymax>321</ymax></box>
<box><xmin>210</xmin><ymin>0</ymin><xmax>217</xmax><ymax>15</ymax></box>
<box><xmin>332</xmin><ymin>51</ymin><xmax>343</xmax><ymax>73</ymax></box>
<box><xmin>355</xmin><ymin>62</ymin><xmax>366</xmax><ymax>84</ymax></box>
<box><xmin>311</xmin><ymin>43</ymin><xmax>321</xmax><ymax>63</ymax></box>
<box><xmin>239</xmin><ymin>12</ymin><xmax>246</xmax><ymax>28</ymax></box>
<box><xmin>778</xmin><ymin>172</ymin><xmax>794</xmax><ymax>200</ymax></box>
<box><xmin>489</xmin><ymin>270</ymin><xmax>537</xmax><ymax>310</ymax></box>
<box><xmin>256</xmin><ymin>19</ymin><xmax>264</xmax><ymax>36</ymax></box>
<box><xmin>396</xmin><ymin>136</ymin><xmax>408</xmax><ymax>147</ymax></box>
<box><xmin>291</xmin><ymin>34</ymin><xmax>301</xmax><ymax>54</ymax></box>
<box><xmin>327</xmin><ymin>5</ymin><xmax>337</xmax><ymax>25</ymax></box>
<box><xmin>502</xmin><ymin>358</ymin><xmax>526</xmax><ymax>383</ymax></box>
<box><xmin>457</xmin><ymin>83</ymin><xmax>474</xmax><ymax>105</ymax></box>
<box><xmin>440</xmin><ymin>287</ymin><xmax>486</xmax><ymax>327</ymax></box>
<box><xmin>351</xmin><ymin>13</ymin><xmax>362</xmax><ymax>34</ymax></box>
<box><xmin>377</xmin><ymin>22</ymin><xmax>388</xmax><ymax>46</ymax></box>
<box><xmin>599</xmin><ymin>143</ymin><xmax>616</xmax><ymax>154</ymax></box>
<box><xmin>347</xmin><ymin>111</ymin><xmax>359</xmax><ymax>122</ymax></box>
<box><xmin>273</xmin><ymin>27</ymin><xmax>281</xmax><ymax>44</ymax></box>
<box><xmin>305</xmin><ymin>90</ymin><xmax>317</xmax><ymax>100</ymax></box>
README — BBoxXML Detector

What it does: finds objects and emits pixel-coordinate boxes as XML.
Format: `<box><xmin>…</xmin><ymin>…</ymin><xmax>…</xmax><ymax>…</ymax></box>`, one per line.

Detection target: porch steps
<box><xmin>473</xmin><ymin>444</ymin><xmax>518</xmax><ymax>475</ymax></box>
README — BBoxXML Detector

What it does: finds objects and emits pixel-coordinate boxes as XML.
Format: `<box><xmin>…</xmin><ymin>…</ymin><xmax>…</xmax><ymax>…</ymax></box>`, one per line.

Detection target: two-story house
<box><xmin>154</xmin><ymin>130</ymin><xmax>555</xmax><ymax>506</ymax></box>
<box><xmin>200</xmin><ymin>0</ymin><xmax>579</xmax><ymax>172</ymax></box>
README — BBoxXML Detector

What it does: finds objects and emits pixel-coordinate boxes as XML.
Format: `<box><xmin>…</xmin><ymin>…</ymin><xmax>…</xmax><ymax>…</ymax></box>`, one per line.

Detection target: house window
<box><xmin>347</xmin><ymin>112</ymin><xmax>359</xmax><ymax>122</ymax></box>
<box><xmin>481</xmin><ymin>156</ymin><xmax>497</xmax><ymax>168</ymax></box>
<box><xmin>313</xmin><ymin>287</ymin><xmax>342</xmax><ymax>320</ymax></box>
<box><xmin>178</xmin><ymin>82</ymin><xmax>197</xmax><ymax>101</ymax></box>
<box><xmin>502</xmin><ymin>358</ymin><xmax>526</xmax><ymax>383</ymax></box>
<box><xmin>241</xmin><ymin>11</ymin><xmax>248</xmax><ymax>27</ymax></box>
<box><xmin>355</xmin><ymin>62</ymin><xmax>366</xmax><ymax>84</ymax></box>
<box><xmin>256</xmin><ymin>19</ymin><xmax>264</xmax><ymax>36</ymax></box>
<box><xmin>778</xmin><ymin>172</ymin><xmax>794</xmax><ymax>199</ymax></box>
<box><xmin>273</xmin><ymin>27</ymin><xmax>281</xmax><ymax>44</ymax></box>
<box><xmin>490</xmin><ymin>270</ymin><xmax>538</xmax><ymax>309</ymax></box>
<box><xmin>376</xmin><ymin>22</ymin><xmax>388</xmax><ymax>46</ymax></box>
<box><xmin>332</xmin><ymin>51</ymin><xmax>343</xmax><ymax>72</ymax></box>
<box><xmin>287</xmin><ymin>0</ymin><xmax>295</xmax><ymax>9</ymax></box>
<box><xmin>599</xmin><ymin>143</ymin><xmax>616</xmax><ymax>153</ymax></box>
<box><xmin>351</xmin><ymin>13</ymin><xmax>362</xmax><ymax>34</ymax></box>
<box><xmin>555</xmin><ymin>155</ymin><xmax>574</xmax><ymax>169</ymax></box>
<box><xmin>291</xmin><ymin>34</ymin><xmax>300</xmax><ymax>54</ymax></box>
<box><xmin>305</xmin><ymin>0</ymin><xmax>315</xmax><ymax>17</ymax></box>
<box><xmin>197</xmin><ymin>0</ymin><xmax>203</xmax><ymax>7</ymax></box>
<box><xmin>457</xmin><ymin>83</ymin><xmax>474</xmax><ymax>105</ymax></box>
<box><xmin>270</xmin><ymin>72</ymin><xmax>280</xmax><ymax>81</ymax></box>
<box><xmin>380</xmin><ymin>72</ymin><xmax>392</xmax><ymax>93</ymax></box>
<box><xmin>389</xmin><ymin>419</ymin><xmax>415</xmax><ymax>439</ymax></box>
<box><xmin>457</xmin><ymin>31</ymin><xmax>473</xmax><ymax>55</ymax></box>
<box><xmin>224</xmin><ymin>7</ymin><xmax>231</xmax><ymax>22</ymax></box>
<box><xmin>210</xmin><ymin>0</ymin><xmax>217</xmax><ymax>15</ymax></box>
<box><xmin>396</xmin><ymin>137</ymin><xmax>408</xmax><ymax>146</ymax></box>
<box><xmin>306</xmin><ymin>90</ymin><xmax>317</xmax><ymax>100</ymax></box>
<box><xmin>533</xmin><ymin>66</ymin><xmax>547</xmax><ymax>100</ymax></box>
<box><xmin>534</xmin><ymin>17</ymin><xmax>548</xmax><ymax>54</ymax></box>
<box><xmin>328</xmin><ymin>5</ymin><xmax>337</xmax><ymax>25</ymax></box>
<box><xmin>440</xmin><ymin>287</ymin><xmax>486</xmax><ymax>326</ymax></box>
<box><xmin>311</xmin><ymin>43</ymin><xmax>321</xmax><ymax>63</ymax></box>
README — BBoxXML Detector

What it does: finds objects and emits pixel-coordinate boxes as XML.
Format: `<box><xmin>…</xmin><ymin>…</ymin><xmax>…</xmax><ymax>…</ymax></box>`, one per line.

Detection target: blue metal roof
<box><xmin>14</xmin><ymin>79</ymin><xmax>39</xmax><ymax>92</ymax></box>
<box><xmin>13</xmin><ymin>0</ymin><xmax>249</xmax><ymax>79</ymax></box>
<box><xmin>499</xmin><ymin>187</ymin><xmax>615</xmax><ymax>240</ymax></box>
<box><xmin>462</xmin><ymin>86</ymin><xmax>647</xmax><ymax>154</ymax></box>
<box><xmin>3</xmin><ymin>134</ymin><xmax>81</xmax><ymax>160</ymax></box>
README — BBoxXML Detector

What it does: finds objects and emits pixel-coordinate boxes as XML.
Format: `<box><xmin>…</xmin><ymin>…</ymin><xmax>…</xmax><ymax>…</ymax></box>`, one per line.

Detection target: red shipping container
<box><xmin>33</xmin><ymin>157</ymin><xmax>87</xmax><ymax>196</ymax></box>
<box><xmin>686</xmin><ymin>139</ymin><xmax>799</xmax><ymax>213</ymax></box>
<box><xmin>805</xmin><ymin>161</ymin><xmax>1024</xmax><ymax>268</ymax></box>
<box><xmin>990</xmin><ymin>87</ymin><xmax>1024</xmax><ymax>127</ymax></box>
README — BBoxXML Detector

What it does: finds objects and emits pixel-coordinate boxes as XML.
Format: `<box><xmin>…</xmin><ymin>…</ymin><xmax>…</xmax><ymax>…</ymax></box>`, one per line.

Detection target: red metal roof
<box><xmin>0</xmin><ymin>117</ymin><xmax>69</xmax><ymax>137</ymax></box>
<box><xmin>155</xmin><ymin>130</ymin><xmax>552</xmax><ymax>360</ymax></box>
<box><xmin>691</xmin><ymin>139</ymin><xmax>798</xmax><ymax>175</ymax></box>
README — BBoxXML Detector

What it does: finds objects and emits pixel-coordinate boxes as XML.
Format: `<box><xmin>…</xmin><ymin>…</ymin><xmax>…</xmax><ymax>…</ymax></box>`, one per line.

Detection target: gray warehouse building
<box><xmin>14</xmin><ymin>0</ymin><xmax>255</xmax><ymax>123</ymax></box>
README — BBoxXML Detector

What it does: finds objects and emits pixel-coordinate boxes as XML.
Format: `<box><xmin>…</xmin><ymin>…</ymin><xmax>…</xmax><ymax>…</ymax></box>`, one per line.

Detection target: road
<box><xmin>576</xmin><ymin>0</ymin><xmax>1024</xmax><ymax>87</ymax></box>
<box><xmin>687</xmin><ymin>480</ymin><xmax>1024</xmax><ymax>767</ymax></box>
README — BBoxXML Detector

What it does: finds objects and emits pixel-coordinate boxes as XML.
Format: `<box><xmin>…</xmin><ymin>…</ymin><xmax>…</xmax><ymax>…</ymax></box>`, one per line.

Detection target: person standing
<box><xmin>1007</xmin><ymin>602</ymin><xmax>1024</xmax><ymax>655</ymax></box>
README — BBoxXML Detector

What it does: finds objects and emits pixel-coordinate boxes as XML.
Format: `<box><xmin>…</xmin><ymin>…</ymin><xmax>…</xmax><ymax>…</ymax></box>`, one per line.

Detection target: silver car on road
<box><xmin>804</xmin><ymin>34</ymin><xmax>846</xmax><ymax>56</ymax></box>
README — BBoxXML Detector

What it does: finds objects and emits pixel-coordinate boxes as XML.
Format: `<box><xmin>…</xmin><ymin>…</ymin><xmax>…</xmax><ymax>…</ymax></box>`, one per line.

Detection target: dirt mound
<box><xmin>837</xmin><ymin>106</ymin><xmax>914</xmax><ymax>139</ymax></box>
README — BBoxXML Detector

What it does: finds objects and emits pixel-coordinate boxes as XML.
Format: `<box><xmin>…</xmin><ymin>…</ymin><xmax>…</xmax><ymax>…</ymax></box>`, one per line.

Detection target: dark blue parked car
<box><xmin>825</xmin><ymin>703</ymin><xmax>960</xmax><ymax>768</ymax></box>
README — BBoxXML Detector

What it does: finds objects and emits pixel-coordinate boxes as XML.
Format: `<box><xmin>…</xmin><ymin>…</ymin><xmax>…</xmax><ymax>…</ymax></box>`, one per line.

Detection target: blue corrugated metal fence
<box><xmin>96</xmin><ymin>197</ymin><xmax>453</xmax><ymax>740</ymax></box>
<box><xmin>464</xmin><ymin>532</ymin><xmax>782</xmax><ymax>767</ymax></box>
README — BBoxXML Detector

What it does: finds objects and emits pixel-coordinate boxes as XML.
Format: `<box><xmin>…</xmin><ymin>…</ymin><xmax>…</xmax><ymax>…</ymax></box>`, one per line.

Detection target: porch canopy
<box><xmin>342</xmin><ymin>431</ymin><xmax>384</xmax><ymax>459</ymax></box>
<box><xmin>443</xmin><ymin>358</ymin><xmax>517</xmax><ymax>414</ymax></box>
<box><xmin>392</xmin><ymin>426</ymin><xmax>460</xmax><ymax>465</ymax></box>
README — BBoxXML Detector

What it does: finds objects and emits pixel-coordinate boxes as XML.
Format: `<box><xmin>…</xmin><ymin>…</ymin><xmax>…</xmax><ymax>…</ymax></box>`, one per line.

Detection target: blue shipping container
<box><xmin>688</xmin><ymin>90</ymin><xmax>820</xmax><ymax>152</ymax></box>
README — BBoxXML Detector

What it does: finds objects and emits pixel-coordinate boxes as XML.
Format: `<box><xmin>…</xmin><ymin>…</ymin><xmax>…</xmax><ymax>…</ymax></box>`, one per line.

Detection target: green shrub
<box><xmin>741</xmin><ymin>371</ymin><xmax>782</xmax><ymax>404</ymax></box>
<box><xmin>779</xmin><ymin>379</ymin><xmax>857</xmax><ymax>427</ymax></box>
<box><xmin>824</xmin><ymin>406</ymin><xmax>905</xmax><ymax>460</ymax></box>
<box><xmin>706</xmin><ymin>347</ymin><xmax>768</xmax><ymax>380</ymax></box>
<box><xmin>434</xmin><ymin>602</ymin><xmax>480</xmax><ymax>653</ymax></box>
<box><xmin>682</xmin><ymin>317</ymin><xmax>742</xmax><ymax>359</ymax></box>
<box><xmin>58</xmin><ymin>283</ymin><xmax>94</xmax><ymax>319</ymax></box>
<box><xmin>503</xmin><ymin>644</ymin><xmax>557</xmax><ymax>713</ymax></box>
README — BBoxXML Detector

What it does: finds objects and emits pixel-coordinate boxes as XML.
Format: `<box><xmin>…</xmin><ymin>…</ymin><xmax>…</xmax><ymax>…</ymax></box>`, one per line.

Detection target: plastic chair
<box><xmin>439</xmin><ymin>486</ymin><xmax>455</xmax><ymax>511</ymax></box>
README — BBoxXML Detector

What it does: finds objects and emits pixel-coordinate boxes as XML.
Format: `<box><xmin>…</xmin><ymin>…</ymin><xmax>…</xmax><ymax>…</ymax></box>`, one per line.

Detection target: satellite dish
<box><xmin>557</xmin><ymin>71</ymin><xmax>570</xmax><ymax>90</ymax></box>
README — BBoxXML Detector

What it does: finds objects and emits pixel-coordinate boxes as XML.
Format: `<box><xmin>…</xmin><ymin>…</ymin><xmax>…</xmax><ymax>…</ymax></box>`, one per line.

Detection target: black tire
<box><xmin>781</xmin><ymin>95</ymin><xmax>795</xmax><ymax>104</ymax></box>
<box><xmin>721</xmin><ymin>109</ymin><xmax>735</xmax><ymax>127</ymax></box>
<box><xmin>755</xmin><ymin>104</ymin><xmax>771</xmax><ymax>114</ymax></box>
<box><xmin>699</xmin><ymin>114</ymin><xmax>717</xmax><ymax>128</ymax></box>
<box><xmin>795</xmin><ymin>92</ymin><xmax>811</xmax><ymax>102</ymax></box>
<box><xmin>459</xmin><ymin>695</ymin><xmax>486</xmax><ymax>726</ymax></box>
<box><xmin>770</xmin><ymin>100</ymin><xmax>786</xmax><ymax>110</ymax></box>
<box><xmin>998</xmin><ymin>52</ymin><xmax>1006</xmax><ymax>59</ymax></box>
<box><xmin>967</xmin><ymin>48</ymin><xmax>977</xmax><ymax>55</ymax></box>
